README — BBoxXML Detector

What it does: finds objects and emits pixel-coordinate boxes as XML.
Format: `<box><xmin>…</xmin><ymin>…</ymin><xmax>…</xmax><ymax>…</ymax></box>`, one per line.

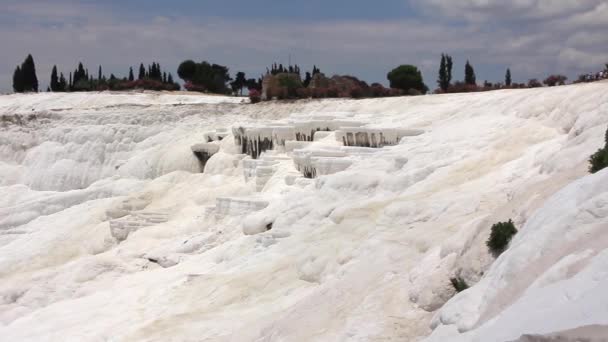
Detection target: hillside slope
<box><xmin>0</xmin><ymin>84</ymin><xmax>607</xmax><ymax>341</ymax></box>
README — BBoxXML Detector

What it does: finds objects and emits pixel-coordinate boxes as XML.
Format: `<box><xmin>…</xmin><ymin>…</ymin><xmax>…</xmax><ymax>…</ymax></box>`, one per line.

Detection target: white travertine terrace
<box><xmin>335</xmin><ymin>127</ymin><xmax>424</xmax><ymax>147</ymax></box>
<box><xmin>214</xmin><ymin>196</ymin><xmax>270</xmax><ymax>219</ymax></box>
<box><xmin>3</xmin><ymin>86</ymin><xmax>607</xmax><ymax>341</ymax></box>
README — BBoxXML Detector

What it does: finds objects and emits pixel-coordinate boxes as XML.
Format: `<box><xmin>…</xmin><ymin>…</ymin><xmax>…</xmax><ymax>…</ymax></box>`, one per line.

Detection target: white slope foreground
<box><xmin>0</xmin><ymin>84</ymin><xmax>607</xmax><ymax>341</ymax></box>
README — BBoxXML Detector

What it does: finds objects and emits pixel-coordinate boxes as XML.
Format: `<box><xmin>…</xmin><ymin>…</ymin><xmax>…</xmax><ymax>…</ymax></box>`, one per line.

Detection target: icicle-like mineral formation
<box><xmin>190</xmin><ymin>143</ymin><xmax>220</xmax><ymax>171</ymax></box>
<box><xmin>215</xmin><ymin>197</ymin><xmax>269</xmax><ymax>219</ymax></box>
<box><xmin>335</xmin><ymin>128</ymin><xmax>423</xmax><ymax>148</ymax></box>
<box><xmin>232</xmin><ymin>126</ymin><xmax>275</xmax><ymax>159</ymax></box>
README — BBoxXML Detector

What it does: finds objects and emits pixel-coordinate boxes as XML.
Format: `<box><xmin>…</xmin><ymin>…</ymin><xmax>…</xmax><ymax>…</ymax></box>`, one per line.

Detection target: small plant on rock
<box><xmin>248</xmin><ymin>89</ymin><xmax>261</xmax><ymax>104</ymax></box>
<box><xmin>589</xmin><ymin>126</ymin><xmax>608</xmax><ymax>174</ymax></box>
<box><xmin>450</xmin><ymin>277</ymin><xmax>469</xmax><ymax>293</ymax></box>
<box><xmin>487</xmin><ymin>219</ymin><xmax>518</xmax><ymax>256</ymax></box>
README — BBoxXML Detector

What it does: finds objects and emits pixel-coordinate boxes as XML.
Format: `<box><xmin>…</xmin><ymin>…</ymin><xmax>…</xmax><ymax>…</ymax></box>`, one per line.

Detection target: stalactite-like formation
<box><xmin>336</xmin><ymin>128</ymin><xmax>424</xmax><ymax>148</ymax></box>
<box><xmin>191</xmin><ymin>143</ymin><xmax>220</xmax><ymax>172</ymax></box>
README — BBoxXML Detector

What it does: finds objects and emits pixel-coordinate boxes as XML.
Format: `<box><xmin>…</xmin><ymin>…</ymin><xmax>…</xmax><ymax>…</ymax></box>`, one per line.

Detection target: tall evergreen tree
<box><xmin>446</xmin><ymin>55</ymin><xmax>453</xmax><ymax>85</ymax></box>
<box><xmin>505</xmin><ymin>68</ymin><xmax>512</xmax><ymax>86</ymax></box>
<box><xmin>98</xmin><ymin>65</ymin><xmax>103</xmax><ymax>81</ymax></box>
<box><xmin>438</xmin><ymin>54</ymin><xmax>448</xmax><ymax>92</ymax></box>
<box><xmin>74</xmin><ymin>62</ymin><xmax>86</xmax><ymax>85</ymax></box>
<box><xmin>50</xmin><ymin>65</ymin><xmax>59</xmax><ymax>92</ymax></box>
<box><xmin>465</xmin><ymin>60</ymin><xmax>476</xmax><ymax>86</ymax></box>
<box><xmin>167</xmin><ymin>73</ymin><xmax>174</xmax><ymax>84</ymax></box>
<box><xmin>69</xmin><ymin>72</ymin><xmax>73</xmax><ymax>90</ymax></box>
<box><xmin>303</xmin><ymin>72</ymin><xmax>312</xmax><ymax>87</ymax></box>
<box><xmin>21</xmin><ymin>54</ymin><xmax>39</xmax><ymax>92</ymax></box>
<box><xmin>128</xmin><ymin>67</ymin><xmax>134</xmax><ymax>81</ymax></box>
<box><xmin>58</xmin><ymin>73</ymin><xmax>67</xmax><ymax>92</ymax></box>
<box><xmin>138</xmin><ymin>63</ymin><xmax>145</xmax><ymax>80</ymax></box>
<box><xmin>12</xmin><ymin>66</ymin><xmax>24</xmax><ymax>93</ymax></box>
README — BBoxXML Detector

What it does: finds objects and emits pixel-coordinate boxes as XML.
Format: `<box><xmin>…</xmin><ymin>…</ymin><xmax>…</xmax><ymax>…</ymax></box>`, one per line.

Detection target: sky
<box><xmin>1</xmin><ymin>0</ymin><xmax>607</xmax><ymax>92</ymax></box>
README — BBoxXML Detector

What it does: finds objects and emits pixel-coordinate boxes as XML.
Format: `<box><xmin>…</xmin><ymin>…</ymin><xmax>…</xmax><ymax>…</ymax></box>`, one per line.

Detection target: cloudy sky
<box><xmin>1</xmin><ymin>0</ymin><xmax>607</xmax><ymax>92</ymax></box>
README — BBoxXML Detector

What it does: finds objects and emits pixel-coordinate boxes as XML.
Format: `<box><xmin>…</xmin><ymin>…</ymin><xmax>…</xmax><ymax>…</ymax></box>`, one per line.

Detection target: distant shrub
<box><xmin>327</xmin><ymin>86</ymin><xmax>339</xmax><ymax>98</ymax></box>
<box><xmin>450</xmin><ymin>277</ymin><xmax>469</xmax><ymax>293</ymax></box>
<box><xmin>296</xmin><ymin>87</ymin><xmax>311</xmax><ymax>99</ymax></box>
<box><xmin>389</xmin><ymin>88</ymin><xmax>402</xmax><ymax>97</ymax></box>
<box><xmin>448</xmin><ymin>81</ymin><xmax>480</xmax><ymax>93</ymax></box>
<box><xmin>407</xmin><ymin>88</ymin><xmax>422</xmax><ymax>96</ymax></box>
<box><xmin>543</xmin><ymin>75</ymin><xmax>567</xmax><ymax>87</ymax></box>
<box><xmin>527</xmin><ymin>79</ymin><xmax>542</xmax><ymax>88</ymax></box>
<box><xmin>589</xmin><ymin>126</ymin><xmax>608</xmax><ymax>173</ymax></box>
<box><xmin>370</xmin><ymin>83</ymin><xmax>389</xmax><ymax>97</ymax></box>
<box><xmin>311</xmin><ymin>87</ymin><xmax>328</xmax><ymax>99</ymax></box>
<box><xmin>349</xmin><ymin>86</ymin><xmax>363</xmax><ymax>98</ymax></box>
<box><xmin>487</xmin><ymin>219</ymin><xmax>518</xmax><ymax>256</ymax></box>
<box><xmin>249</xmin><ymin>89</ymin><xmax>261</xmax><ymax>104</ymax></box>
<box><xmin>110</xmin><ymin>79</ymin><xmax>179</xmax><ymax>91</ymax></box>
<box><xmin>276</xmin><ymin>87</ymin><xmax>289</xmax><ymax>100</ymax></box>
<box><xmin>184</xmin><ymin>81</ymin><xmax>206</xmax><ymax>92</ymax></box>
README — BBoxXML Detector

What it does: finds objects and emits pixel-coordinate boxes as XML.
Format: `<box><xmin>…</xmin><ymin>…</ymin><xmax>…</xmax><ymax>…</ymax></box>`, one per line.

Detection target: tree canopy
<box><xmin>13</xmin><ymin>54</ymin><xmax>39</xmax><ymax>92</ymax></box>
<box><xmin>177</xmin><ymin>60</ymin><xmax>232</xmax><ymax>93</ymax></box>
<box><xmin>387</xmin><ymin>65</ymin><xmax>427</xmax><ymax>94</ymax></box>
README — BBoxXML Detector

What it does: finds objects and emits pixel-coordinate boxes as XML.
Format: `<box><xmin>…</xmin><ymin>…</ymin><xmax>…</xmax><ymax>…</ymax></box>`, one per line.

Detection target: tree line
<box><xmin>12</xmin><ymin>54</ymin><xmax>178</xmax><ymax>93</ymax></box>
<box><xmin>10</xmin><ymin>53</ymin><xmax>608</xmax><ymax>97</ymax></box>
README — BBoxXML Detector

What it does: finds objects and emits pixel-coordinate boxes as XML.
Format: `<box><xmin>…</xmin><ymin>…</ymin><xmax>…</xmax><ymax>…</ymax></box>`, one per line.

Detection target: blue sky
<box><xmin>1</xmin><ymin>0</ymin><xmax>607</xmax><ymax>92</ymax></box>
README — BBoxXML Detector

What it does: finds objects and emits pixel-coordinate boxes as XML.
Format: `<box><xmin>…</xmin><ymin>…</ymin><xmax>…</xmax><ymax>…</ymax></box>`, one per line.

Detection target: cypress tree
<box><xmin>438</xmin><ymin>54</ymin><xmax>448</xmax><ymax>92</ymax></box>
<box><xmin>163</xmin><ymin>72</ymin><xmax>167</xmax><ymax>83</ymax></box>
<box><xmin>98</xmin><ymin>65</ymin><xmax>103</xmax><ymax>81</ymax></box>
<box><xmin>69</xmin><ymin>72</ymin><xmax>73</xmax><ymax>91</ymax></box>
<box><xmin>465</xmin><ymin>60</ymin><xmax>476</xmax><ymax>86</ymax></box>
<box><xmin>75</xmin><ymin>63</ymin><xmax>86</xmax><ymax>85</ymax></box>
<box><xmin>446</xmin><ymin>55</ymin><xmax>453</xmax><ymax>85</ymax></box>
<box><xmin>21</xmin><ymin>54</ymin><xmax>39</xmax><ymax>92</ymax></box>
<box><xmin>138</xmin><ymin>63</ymin><xmax>145</xmax><ymax>80</ymax></box>
<box><xmin>303</xmin><ymin>72</ymin><xmax>312</xmax><ymax>87</ymax></box>
<box><xmin>167</xmin><ymin>73</ymin><xmax>174</xmax><ymax>84</ymax></box>
<box><xmin>50</xmin><ymin>65</ymin><xmax>59</xmax><ymax>91</ymax></box>
<box><xmin>58</xmin><ymin>73</ymin><xmax>67</xmax><ymax>91</ymax></box>
<box><xmin>128</xmin><ymin>67</ymin><xmax>134</xmax><ymax>81</ymax></box>
<box><xmin>505</xmin><ymin>68</ymin><xmax>512</xmax><ymax>86</ymax></box>
<box><xmin>12</xmin><ymin>66</ymin><xmax>24</xmax><ymax>93</ymax></box>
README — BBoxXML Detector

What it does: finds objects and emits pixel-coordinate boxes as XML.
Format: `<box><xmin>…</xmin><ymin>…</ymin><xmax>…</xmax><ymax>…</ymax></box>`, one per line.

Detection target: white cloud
<box><xmin>410</xmin><ymin>0</ymin><xmax>603</xmax><ymax>22</ymax></box>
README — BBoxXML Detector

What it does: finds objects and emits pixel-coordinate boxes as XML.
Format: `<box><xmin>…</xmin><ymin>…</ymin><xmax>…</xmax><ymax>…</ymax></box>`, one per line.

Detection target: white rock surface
<box><xmin>0</xmin><ymin>84</ymin><xmax>607</xmax><ymax>341</ymax></box>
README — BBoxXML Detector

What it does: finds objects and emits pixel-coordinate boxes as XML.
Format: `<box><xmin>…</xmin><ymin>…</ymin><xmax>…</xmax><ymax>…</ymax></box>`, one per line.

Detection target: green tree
<box><xmin>12</xmin><ymin>66</ymin><xmax>24</xmax><ymax>93</ymax></box>
<box><xmin>178</xmin><ymin>60</ymin><xmax>231</xmax><ymax>93</ymax></box>
<box><xmin>303</xmin><ymin>72</ymin><xmax>312</xmax><ymax>87</ymax></box>
<box><xmin>230</xmin><ymin>71</ymin><xmax>247</xmax><ymax>95</ymax></box>
<box><xmin>138</xmin><ymin>63</ymin><xmax>146</xmax><ymax>80</ymax></box>
<box><xmin>387</xmin><ymin>65</ymin><xmax>427</xmax><ymax>94</ymax></box>
<box><xmin>446</xmin><ymin>55</ymin><xmax>453</xmax><ymax>86</ymax></box>
<box><xmin>505</xmin><ymin>68</ymin><xmax>512</xmax><ymax>86</ymax></box>
<box><xmin>167</xmin><ymin>73</ymin><xmax>174</xmax><ymax>84</ymax></box>
<box><xmin>487</xmin><ymin>220</ymin><xmax>518</xmax><ymax>256</ymax></box>
<box><xmin>589</xmin><ymin>126</ymin><xmax>608</xmax><ymax>173</ymax></box>
<box><xmin>58</xmin><ymin>73</ymin><xmax>67</xmax><ymax>92</ymax></box>
<box><xmin>50</xmin><ymin>65</ymin><xmax>59</xmax><ymax>92</ymax></box>
<box><xmin>20</xmin><ymin>54</ymin><xmax>39</xmax><ymax>92</ymax></box>
<box><xmin>465</xmin><ymin>60</ymin><xmax>476</xmax><ymax>86</ymax></box>
<box><xmin>128</xmin><ymin>67</ymin><xmax>134</xmax><ymax>81</ymax></box>
<box><xmin>98</xmin><ymin>65</ymin><xmax>103</xmax><ymax>81</ymax></box>
<box><xmin>438</xmin><ymin>54</ymin><xmax>450</xmax><ymax>92</ymax></box>
<box><xmin>177</xmin><ymin>60</ymin><xmax>197</xmax><ymax>81</ymax></box>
